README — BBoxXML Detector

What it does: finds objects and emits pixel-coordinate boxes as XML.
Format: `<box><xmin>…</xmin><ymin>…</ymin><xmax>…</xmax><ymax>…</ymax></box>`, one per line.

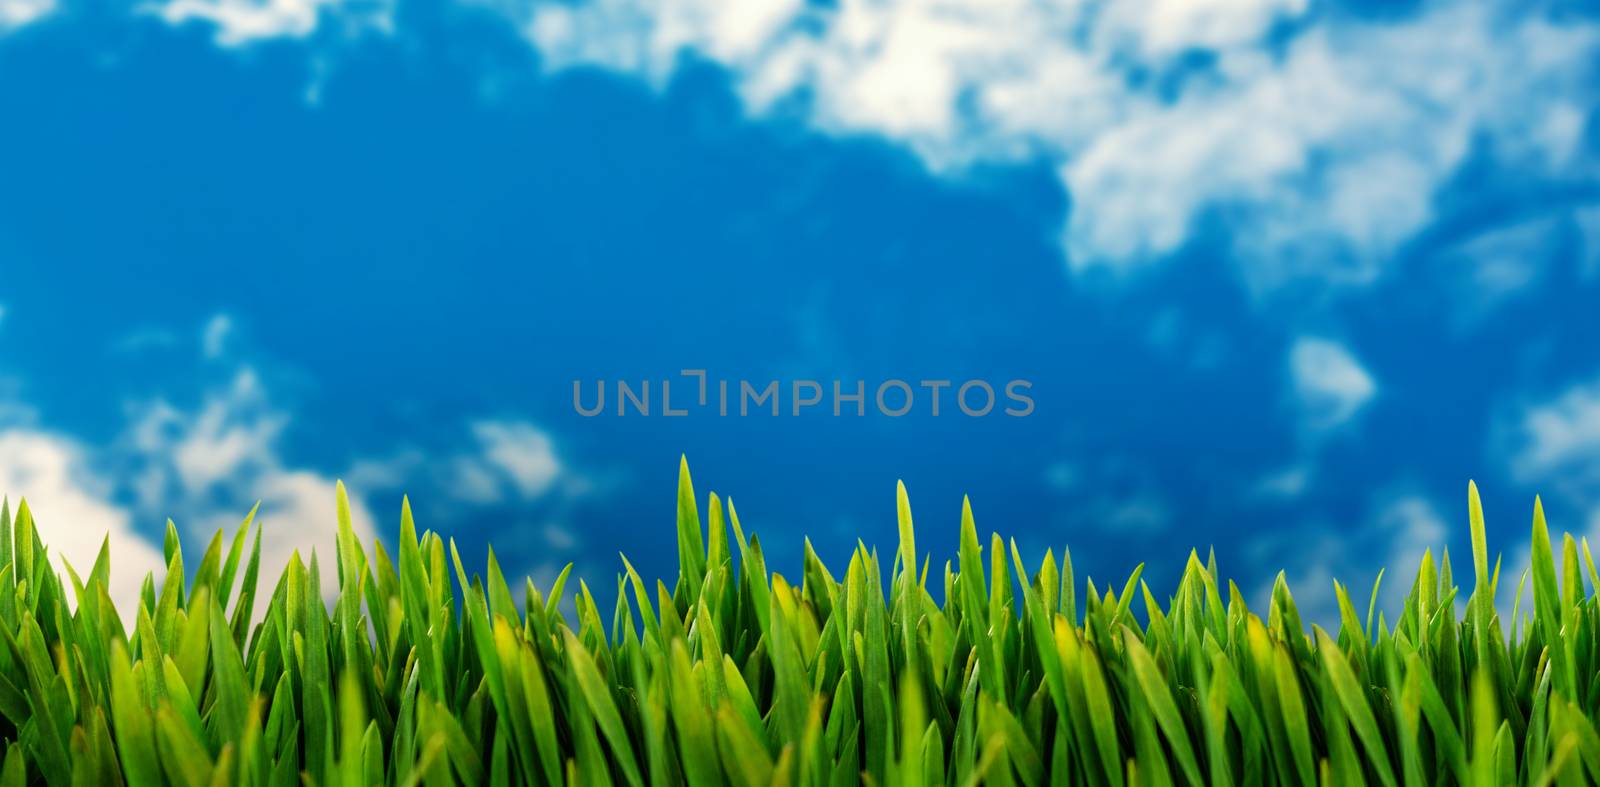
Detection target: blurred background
<box><xmin>1</xmin><ymin>0</ymin><xmax>1598</xmax><ymax>624</ymax></box>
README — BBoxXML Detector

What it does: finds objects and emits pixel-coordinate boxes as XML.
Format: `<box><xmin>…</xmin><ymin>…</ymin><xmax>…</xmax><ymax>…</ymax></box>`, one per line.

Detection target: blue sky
<box><xmin>1</xmin><ymin>0</ymin><xmax>1598</xmax><ymax>623</ymax></box>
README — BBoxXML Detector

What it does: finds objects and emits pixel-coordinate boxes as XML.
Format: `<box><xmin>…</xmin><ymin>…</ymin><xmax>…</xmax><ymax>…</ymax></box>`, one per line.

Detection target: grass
<box><xmin>0</xmin><ymin>458</ymin><xmax>1597</xmax><ymax>785</ymax></box>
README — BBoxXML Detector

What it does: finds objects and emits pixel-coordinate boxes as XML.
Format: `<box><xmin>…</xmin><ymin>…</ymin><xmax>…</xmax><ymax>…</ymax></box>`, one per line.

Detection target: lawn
<box><xmin>0</xmin><ymin>458</ymin><xmax>1593</xmax><ymax>785</ymax></box>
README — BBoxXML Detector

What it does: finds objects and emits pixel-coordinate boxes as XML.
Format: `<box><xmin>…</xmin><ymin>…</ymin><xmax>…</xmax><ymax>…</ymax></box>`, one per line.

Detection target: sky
<box><xmin>1</xmin><ymin>0</ymin><xmax>1598</xmax><ymax>625</ymax></box>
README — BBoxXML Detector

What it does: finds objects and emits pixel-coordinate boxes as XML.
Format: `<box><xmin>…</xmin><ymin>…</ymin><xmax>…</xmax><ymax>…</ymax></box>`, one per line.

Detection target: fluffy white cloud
<box><xmin>1253</xmin><ymin>464</ymin><xmax>1311</xmax><ymax>500</ymax></box>
<box><xmin>1508</xmin><ymin>376</ymin><xmax>1600</xmax><ymax>505</ymax></box>
<box><xmin>0</xmin><ymin>429</ymin><xmax>167</xmax><ymax>618</ymax></box>
<box><xmin>202</xmin><ymin>314</ymin><xmax>233</xmax><ymax>359</ymax></box>
<box><xmin>1</xmin><ymin>362</ymin><xmax>584</xmax><ymax>621</ymax></box>
<box><xmin>125</xmin><ymin>368</ymin><xmax>379</xmax><ymax>604</ymax></box>
<box><xmin>470</xmin><ymin>419</ymin><xmax>560</xmax><ymax>498</ymax></box>
<box><xmin>1499</xmin><ymin>377</ymin><xmax>1600</xmax><ymax>609</ymax></box>
<box><xmin>1374</xmin><ymin>495</ymin><xmax>1448</xmax><ymax>577</ymax></box>
<box><xmin>1433</xmin><ymin>218</ymin><xmax>1555</xmax><ymax>321</ymax></box>
<box><xmin>343</xmin><ymin>418</ymin><xmax>584</xmax><ymax>590</ymax></box>
<box><xmin>0</xmin><ymin>365</ymin><xmax>389</xmax><ymax>617</ymax></box>
<box><xmin>513</xmin><ymin>0</ymin><xmax>1597</xmax><ymax>290</ymax></box>
<box><xmin>0</xmin><ymin>0</ymin><xmax>53</xmax><ymax>33</ymax></box>
<box><xmin>351</xmin><ymin>418</ymin><xmax>571</xmax><ymax>506</ymax></box>
<box><xmin>148</xmin><ymin>0</ymin><xmax>391</xmax><ymax>46</ymax></box>
<box><xmin>135</xmin><ymin>0</ymin><xmax>1597</xmax><ymax>287</ymax></box>
<box><xmin>1255</xmin><ymin>489</ymin><xmax>1453</xmax><ymax>628</ymax></box>
<box><xmin>1289</xmin><ymin>337</ymin><xmax>1375</xmax><ymax>430</ymax></box>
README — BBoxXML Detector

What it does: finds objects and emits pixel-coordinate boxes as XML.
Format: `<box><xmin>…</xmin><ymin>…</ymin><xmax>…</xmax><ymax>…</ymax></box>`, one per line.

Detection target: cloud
<box><xmin>124</xmin><ymin>368</ymin><xmax>379</xmax><ymax>604</ymax></box>
<box><xmin>1421</xmin><ymin>216</ymin><xmax>1571</xmax><ymax>326</ymax></box>
<box><xmin>1374</xmin><ymin>495</ymin><xmax>1449</xmax><ymax>576</ymax></box>
<box><xmin>202</xmin><ymin>313</ymin><xmax>233</xmax><ymax>359</ymax></box>
<box><xmin>0</xmin><ymin>0</ymin><xmax>53</xmax><ymax>33</ymax></box>
<box><xmin>1043</xmin><ymin>454</ymin><xmax>1172</xmax><ymax>534</ymax></box>
<box><xmin>111</xmin><ymin>327</ymin><xmax>181</xmax><ymax>355</ymax></box>
<box><xmin>1507</xmin><ymin>376</ymin><xmax>1600</xmax><ymax>506</ymax></box>
<box><xmin>1498</xmin><ymin>376</ymin><xmax>1600</xmax><ymax>610</ymax></box>
<box><xmin>1254</xmin><ymin>488</ymin><xmax>1452</xmax><ymax>628</ymax></box>
<box><xmin>1102</xmin><ymin>495</ymin><xmax>1171</xmax><ymax>535</ymax></box>
<box><xmin>1289</xmin><ymin>337</ymin><xmax>1375</xmax><ymax>431</ymax></box>
<box><xmin>131</xmin><ymin>0</ymin><xmax>1597</xmax><ymax>289</ymax></box>
<box><xmin>342</xmin><ymin>418</ymin><xmax>586</xmax><ymax>591</ymax></box>
<box><xmin>0</xmin><ymin>429</ymin><xmax>167</xmax><ymax>619</ymax></box>
<box><xmin>1</xmin><ymin>354</ymin><xmax>585</xmax><ymax>620</ymax></box>
<box><xmin>470</xmin><ymin>419</ymin><xmax>560</xmax><ymax>499</ymax></box>
<box><xmin>351</xmin><ymin>418</ymin><xmax>573</xmax><ymax>506</ymax></box>
<box><xmin>0</xmin><ymin>364</ymin><xmax>388</xmax><ymax>616</ymax></box>
<box><xmin>1253</xmin><ymin>464</ymin><xmax>1311</xmax><ymax>500</ymax></box>
<box><xmin>507</xmin><ymin>0</ymin><xmax>1599</xmax><ymax>290</ymax></box>
<box><xmin>147</xmin><ymin>0</ymin><xmax>391</xmax><ymax>46</ymax></box>
<box><xmin>1451</xmin><ymin>221</ymin><xmax>1550</xmax><ymax>298</ymax></box>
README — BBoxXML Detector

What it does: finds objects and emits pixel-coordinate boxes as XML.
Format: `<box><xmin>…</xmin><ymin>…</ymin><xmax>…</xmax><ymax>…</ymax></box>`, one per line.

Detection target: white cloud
<box><xmin>147</xmin><ymin>0</ymin><xmax>390</xmax><ymax>46</ymax></box>
<box><xmin>202</xmin><ymin>313</ymin><xmax>233</xmax><ymax>359</ymax></box>
<box><xmin>1</xmin><ymin>374</ymin><xmax>583</xmax><ymax>624</ymax></box>
<box><xmin>1499</xmin><ymin>378</ymin><xmax>1600</xmax><ymax>615</ymax></box>
<box><xmin>511</xmin><ymin>0</ymin><xmax>1597</xmax><ymax>291</ymax></box>
<box><xmin>1424</xmin><ymin>216</ymin><xmax>1567</xmax><ymax>325</ymax></box>
<box><xmin>0</xmin><ymin>430</ymin><xmax>167</xmax><ymax>619</ymax></box>
<box><xmin>1042</xmin><ymin>454</ymin><xmax>1171</xmax><ymax>534</ymax></box>
<box><xmin>128</xmin><ymin>372</ymin><xmax>279</xmax><ymax>491</ymax></box>
<box><xmin>470</xmin><ymin>419</ymin><xmax>560</xmax><ymax>498</ymax></box>
<box><xmin>1289</xmin><ymin>337</ymin><xmax>1376</xmax><ymax>430</ymax></box>
<box><xmin>0</xmin><ymin>349</ymin><xmax>578</xmax><ymax>618</ymax></box>
<box><xmin>1508</xmin><ymin>376</ymin><xmax>1600</xmax><ymax>501</ymax></box>
<box><xmin>1374</xmin><ymin>495</ymin><xmax>1448</xmax><ymax>578</ymax></box>
<box><xmin>1258</xmin><ymin>489</ymin><xmax>1452</xmax><ymax>629</ymax></box>
<box><xmin>125</xmin><ymin>368</ymin><xmax>378</xmax><ymax>605</ymax></box>
<box><xmin>1254</xmin><ymin>464</ymin><xmax>1310</xmax><ymax>500</ymax></box>
<box><xmin>354</xmin><ymin>418</ymin><xmax>569</xmax><ymax>506</ymax></box>
<box><xmin>448</xmin><ymin>454</ymin><xmax>505</xmax><ymax>504</ymax></box>
<box><xmin>342</xmin><ymin>419</ymin><xmax>583</xmax><ymax>588</ymax></box>
<box><xmin>541</xmin><ymin>522</ymin><xmax>575</xmax><ymax>550</ymax></box>
<box><xmin>112</xmin><ymin>327</ymin><xmax>181</xmax><ymax>355</ymax></box>
<box><xmin>0</xmin><ymin>0</ymin><xmax>54</xmax><ymax>33</ymax></box>
<box><xmin>133</xmin><ymin>0</ymin><xmax>1597</xmax><ymax>289</ymax></box>
<box><xmin>1455</xmin><ymin>223</ymin><xmax>1548</xmax><ymax>300</ymax></box>
<box><xmin>0</xmin><ymin>367</ymin><xmax>382</xmax><ymax>615</ymax></box>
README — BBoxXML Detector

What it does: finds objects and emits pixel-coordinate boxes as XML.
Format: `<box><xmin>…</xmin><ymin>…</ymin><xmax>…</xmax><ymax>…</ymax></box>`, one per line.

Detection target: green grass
<box><xmin>0</xmin><ymin>458</ymin><xmax>1597</xmax><ymax>785</ymax></box>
